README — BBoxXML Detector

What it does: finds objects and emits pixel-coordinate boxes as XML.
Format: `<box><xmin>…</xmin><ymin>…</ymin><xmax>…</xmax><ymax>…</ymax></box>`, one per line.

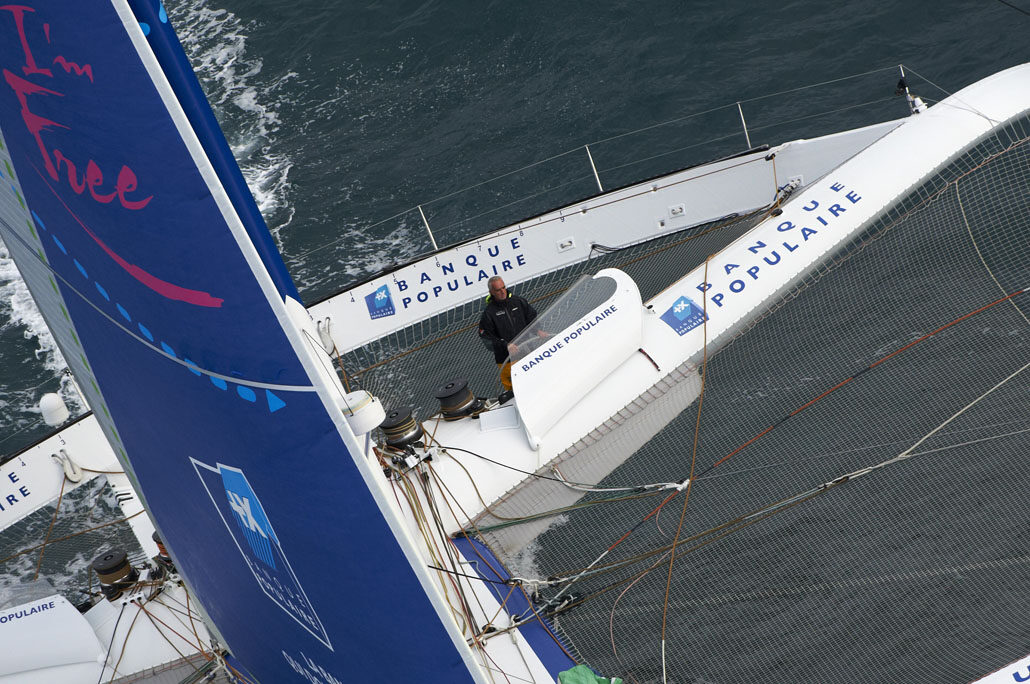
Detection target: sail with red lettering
<box><xmin>0</xmin><ymin>2</ymin><xmax>480</xmax><ymax>680</ymax></box>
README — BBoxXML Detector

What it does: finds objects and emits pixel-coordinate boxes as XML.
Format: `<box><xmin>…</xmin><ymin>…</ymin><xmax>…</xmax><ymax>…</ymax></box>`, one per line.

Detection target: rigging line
<box><xmin>298</xmin><ymin>66</ymin><xmax>901</xmax><ymax>263</ymax></box>
<box><xmin>107</xmin><ymin>601</ymin><xmax>146</xmax><ymax>684</ymax></box>
<box><xmin>402</xmin><ymin>468</ymin><xmax>475</xmax><ymax>634</ymax></box>
<box><xmin>956</xmin><ymin>181</ymin><xmax>1030</xmax><ymax>326</ymax></box>
<box><xmin>550</xmin><ymin>464</ymin><xmax>682</xmax><ymax>493</ymax></box>
<box><xmin>136</xmin><ymin>598</ymin><xmax>210</xmax><ymax>657</ymax></box>
<box><xmin>426</xmin><ymin>564</ymin><xmax>513</xmax><ymax>587</ymax></box>
<box><xmin>426</xmin><ymin>459</ymin><xmax>570</xmax><ymax>658</ymax></box>
<box><xmin>0</xmin><ymin>509</ymin><xmax>145</xmax><ymax>565</ymax></box>
<box><xmin>660</xmin><ymin>255</ymin><xmax>710</xmax><ymax>684</ymax></box>
<box><xmin>438</xmin><ymin>440</ymin><xmax>663</xmax><ymax>515</ymax></box>
<box><xmin>893</xmin><ymin>357</ymin><xmax>1030</xmax><ymax>465</ymax></box>
<box><xmin>183</xmin><ymin>587</ymin><xmax>206</xmax><ymax>655</ymax></box>
<box><xmin>610</xmin><ymin>549</ymin><xmax>672</xmax><ymax>663</ymax></box>
<box><xmin>0</xmin><ymin>215</ymin><xmax>320</xmax><ymax>393</ymax></box>
<box><xmin>436</xmin><ymin>440</ymin><xmax>660</xmax><ymax>529</ymax></box>
<box><xmin>599</xmin><ymin>96</ymin><xmax>896</xmax><ymax>179</ymax></box>
<box><xmin>148</xmin><ymin>595</ymin><xmax>210</xmax><ymax>654</ymax></box>
<box><xmin>694</xmin><ymin>423</ymin><xmax>1030</xmax><ymax>484</ymax></box>
<box><xmin>592</xmin><ymin>66</ymin><xmax>900</xmax><ymax>148</ymax></box>
<box><xmin>995</xmin><ymin>0</ymin><xmax>1030</xmax><ymax>16</ymax></box>
<box><xmin>32</xmin><ymin>474</ymin><xmax>67</xmax><ymax>581</ymax></box>
<box><xmin>438</xmin><ymin>444</ymin><xmax>576</xmax><ymax>485</ymax></box>
<box><xmin>899</xmin><ymin>64</ymin><xmax>1000</xmax><ymax>126</ymax></box>
<box><xmin>0</xmin><ymin>417</ymin><xmax>43</xmax><ymax>451</ymax></box>
<box><xmin>417</xmin><ymin>465</ymin><xmax>483</xmax><ymax>630</ymax></box>
<box><xmin>425</xmin><ymin>463</ymin><xmax>513</xmax><ymax>629</ymax></box>
<box><xmin>137</xmin><ymin>603</ymin><xmax>201</xmax><ymax>674</ymax></box>
<box><xmin>709</xmin><ymin>286</ymin><xmax>1029</xmax><ymax>471</ymax></box>
<box><xmin>96</xmin><ymin>602</ymin><xmax>126</xmax><ymax>684</ymax></box>
<box><xmin>426</xmin><ymin>461</ymin><xmax>520</xmax><ymax>631</ymax></box>
<box><xmin>425</xmin><ymin>172</ymin><xmax>596</xmax><ymax>239</ymax></box>
<box><xmin>424</xmin><ymin>155</ymin><xmax>765</xmax><ymax>256</ymax></box>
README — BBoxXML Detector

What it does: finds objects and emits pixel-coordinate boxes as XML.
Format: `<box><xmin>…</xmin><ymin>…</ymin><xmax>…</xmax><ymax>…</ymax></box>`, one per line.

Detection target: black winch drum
<box><xmin>379</xmin><ymin>407</ymin><xmax>424</xmax><ymax>449</ymax></box>
<box><xmin>434</xmin><ymin>377</ymin><xmax>484</xmax><ymax>421</ymax></box>
<box><xmin>92</xmin><ymin>549</ymin><xmax>139</xmax><ymax>600</ymax></box>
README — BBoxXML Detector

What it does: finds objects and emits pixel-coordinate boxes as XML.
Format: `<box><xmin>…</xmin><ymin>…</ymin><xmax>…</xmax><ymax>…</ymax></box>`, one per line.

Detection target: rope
<box><xmin>108</xmin><ymin>601</ymin><xmax>146</xmax><ymax>683</ymax></box>
<box><xmin>293</xmin><ymin>66</ymin><xmax>900</xmax><ymax>263</ymax></box>
<box><xmin>709</xmin><ymin>286</ymin><xmax>1028</xmax><ymax>471</ymax></box>
<box><xmin>660</xmin><ymin>255</ymin><xmax>711</xmax><ymax>683</ymax></box>
<box><xmin>0</xmin><ymin>417</ymin><xmax>44</xmax><ymax>453</ymax></box>
<box><xmin>96</xmin><ymin>602</ymin><xmax>126</xmax><ymax>684</ymax></box>
<box><xmin>137</xmin><ymin>602</ymin><xmax>201</xmax><ymax>673</ymax></box>
<box><xmin>32</xmin><ymin>474</ymin><xmax>67</xmax><ymax>581</ymax></box>
<box><xmin>899</xmin><ymin>64</ymin><xmax>1000</xmax><ymax>126</ymax></box>
<box><xmin>0</xmin><ymin>510</ymin><xmax>145</xmax><ymax>565</ymax></box>
<box><xmin>956</xmin><ymin>181</ymin><xmax>1030</xmax><ymax>326</ymax></box>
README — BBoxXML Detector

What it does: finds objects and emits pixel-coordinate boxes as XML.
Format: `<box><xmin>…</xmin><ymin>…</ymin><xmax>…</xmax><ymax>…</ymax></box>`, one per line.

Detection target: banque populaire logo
<box><xmin>0</xmin><ymin>4</ymin><xmax>223</xmax><ymax>308</ymax></box>
<box><xmin>192</xmin><ymin>459</ymin><xmax>332</xmax><ymax>649</ymax></box>
<box><xmin>364</xmin><ymin>284</ymin><xmax>396</xmax><ymax>319</ymax></box>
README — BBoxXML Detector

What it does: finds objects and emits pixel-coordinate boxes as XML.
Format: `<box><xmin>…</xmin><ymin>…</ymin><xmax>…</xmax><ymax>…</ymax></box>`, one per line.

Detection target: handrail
<box><xmin>292</xmin><ymin>65</ymin><xmax>912</xmax><ymax>270</ymax></box>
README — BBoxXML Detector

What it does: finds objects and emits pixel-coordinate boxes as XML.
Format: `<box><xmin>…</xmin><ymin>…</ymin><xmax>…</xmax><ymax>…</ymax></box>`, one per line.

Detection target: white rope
<box><xmin>550</xmin><ymin>464</ymin><xmax>686</xmax><ymax>494</ymax></box>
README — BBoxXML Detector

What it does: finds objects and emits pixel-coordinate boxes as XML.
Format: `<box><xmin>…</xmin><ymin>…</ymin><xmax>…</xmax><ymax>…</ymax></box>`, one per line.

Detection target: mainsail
<box><xmin>0</xmin><ymin>2</ymin><xmax>483</xmax><ymax>681</ymax></box>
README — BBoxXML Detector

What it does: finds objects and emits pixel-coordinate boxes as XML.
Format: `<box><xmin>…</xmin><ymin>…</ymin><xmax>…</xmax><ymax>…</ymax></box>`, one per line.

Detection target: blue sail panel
<box><xmin>0</xmin><ymin>2</ymin><xmax>477</xmax><ymax>681</ymax></box>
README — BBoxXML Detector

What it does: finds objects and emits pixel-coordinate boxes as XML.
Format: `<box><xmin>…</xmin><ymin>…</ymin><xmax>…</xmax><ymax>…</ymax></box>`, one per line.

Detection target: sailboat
<box><xmin>0</xmin><ymin>1</ymin><xmax>1028</xmax><ymax>682</ymax></box>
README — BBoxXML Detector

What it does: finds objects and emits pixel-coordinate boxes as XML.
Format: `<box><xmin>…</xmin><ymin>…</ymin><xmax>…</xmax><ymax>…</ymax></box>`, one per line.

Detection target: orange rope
<box><xmin>33</xmin><ymin>475</ymin><xmax>67</xmax><ymax>580</ymax></box>
<box><xmin>660</xmin><ymin>256</ymin><xmax>711</xmax><ymax>657</ymax></box>
<box><xmin>1</xmin><ymin>510</ymin><xmax>144</xmax><ymax>566</ymax></box>
<box><xmin>711</xmin><ymin>286</ymin><xmax>1027</xmax><ymax>470</ymax></box>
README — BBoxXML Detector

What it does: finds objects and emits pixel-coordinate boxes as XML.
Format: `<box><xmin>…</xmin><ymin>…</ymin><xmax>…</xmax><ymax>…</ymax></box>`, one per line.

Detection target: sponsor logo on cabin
<box><xmin>365</xmin><ymin>284</ymin><xmax>396</xmax><ymax>320</ymax></box>
<box><xmin>0</xmin><ymin>599</ymin><xmax>56</xmax><ymax>624</ymax></box>
<box><xmin>0</xmin><ymin>470</ymin><xmax>32</xmax><ymax>516</ymax></box>
<box><xmin>660</xmin><ymin>296</ymin><xmax>707</xmax><ymax>336</ymax></box>
<box><xmin>192</xmin><ymin>460</ymin><xmax>333</xmax><ymax>649</ymax></box>
<box><xmin>390</xmin><ymin>237</ymin><xmax>527</xmax><ymax>311</ymax></box>
<box><xmin>695</xmin><ymin>182</ymin><xmax>863</xmax><ymax>307</ymax></box>
<box><xmin>520</xmin><ymin>305</ymin><xmax>617</xmax><ymax>373</ymax></box>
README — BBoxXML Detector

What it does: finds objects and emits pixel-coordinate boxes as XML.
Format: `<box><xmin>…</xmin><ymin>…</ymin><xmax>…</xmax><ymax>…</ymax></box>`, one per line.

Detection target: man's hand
<box><xmin>507</xmin><ymin>342</ymin><xmax>519</xmax><ymax>355</ymax></box>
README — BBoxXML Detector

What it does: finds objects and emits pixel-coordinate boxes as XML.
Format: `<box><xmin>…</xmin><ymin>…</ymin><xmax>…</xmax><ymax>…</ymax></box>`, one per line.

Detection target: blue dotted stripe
<box><xmin>28</xmin><ymin>212</ymin><xmax>286</xmax><ymax>413</ymax></box>
<box><xmin>139</xmin><ymin>1</ymin><xmax>169</xmax><ymax>36</ymax></box>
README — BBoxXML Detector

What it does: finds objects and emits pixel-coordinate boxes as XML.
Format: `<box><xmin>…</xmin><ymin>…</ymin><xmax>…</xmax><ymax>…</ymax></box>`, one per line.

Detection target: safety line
<box><xmin>710</xmin><ymin>286</ymin><xmax>1028</xmax><ymax>470</ymax></box>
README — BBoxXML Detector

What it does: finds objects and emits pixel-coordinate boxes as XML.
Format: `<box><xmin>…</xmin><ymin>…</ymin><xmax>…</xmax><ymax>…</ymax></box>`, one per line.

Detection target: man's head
<box><xmin>488</xmin><ymin>276</ymin><xmax>507</xmax><ymax>301</ymax></box>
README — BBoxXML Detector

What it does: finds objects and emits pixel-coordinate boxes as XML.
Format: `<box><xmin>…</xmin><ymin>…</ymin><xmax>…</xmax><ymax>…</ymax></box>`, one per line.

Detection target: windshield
<box><xmin>509</xmin><ymin>273</ymin><xmax>617</xmax><ymax>364</ymax></box>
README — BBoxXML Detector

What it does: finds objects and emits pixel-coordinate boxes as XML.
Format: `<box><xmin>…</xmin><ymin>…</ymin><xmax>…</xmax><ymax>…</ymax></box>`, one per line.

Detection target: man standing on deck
<box><xmin>478</xmin><ymin>276</ymin><xmax>537</xmax><ymax>394</ymax></box>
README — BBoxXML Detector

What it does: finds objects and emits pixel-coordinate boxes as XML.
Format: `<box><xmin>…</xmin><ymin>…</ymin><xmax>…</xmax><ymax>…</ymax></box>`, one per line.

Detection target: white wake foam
<box><xmin>167</xmin><ymin>1</ymin><xmax>297</xmax><ymax>243</ymax></box>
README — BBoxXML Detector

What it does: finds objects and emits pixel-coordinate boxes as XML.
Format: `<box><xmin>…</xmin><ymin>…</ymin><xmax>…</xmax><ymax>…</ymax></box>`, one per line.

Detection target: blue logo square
<box><xmin>660</xmin><ymin>296</ymin><xmax>707</xmax><ymax>336</ymax></box>
<box><xmin>365</xmin><ymin>284</ymin><xmax>395</xmax><ymax>319</ymax></box>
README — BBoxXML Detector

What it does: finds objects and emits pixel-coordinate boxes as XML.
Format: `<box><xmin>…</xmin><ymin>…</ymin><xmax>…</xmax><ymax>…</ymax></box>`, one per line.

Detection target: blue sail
<box><xmin>0</xmin><ymin>2</ymin><xmax>479</xmax><ymax>680</ymax></box>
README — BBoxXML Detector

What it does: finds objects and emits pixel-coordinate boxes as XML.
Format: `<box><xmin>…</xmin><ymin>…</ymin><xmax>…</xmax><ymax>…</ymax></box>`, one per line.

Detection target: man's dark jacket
<box><xmin>478</xmin><ymin>293</ymin><xmax>538</xmax><ymax>363</ymax></box>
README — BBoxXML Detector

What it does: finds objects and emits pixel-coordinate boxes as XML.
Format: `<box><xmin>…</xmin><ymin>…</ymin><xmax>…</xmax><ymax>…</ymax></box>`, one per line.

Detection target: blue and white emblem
<box><xmin>660</xmin><ymin>295</ymin><xmax>708</xmax><ymax>336</ymax></box>
<box><xmin>364</xmin><ymin>284</ymin><xmax>395</xmax><ymax>319</ymax></box>
<box><xmin>192</xmin><ymin>460</ymin><xmax>332</xmax><ymax>648</ymax></box>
